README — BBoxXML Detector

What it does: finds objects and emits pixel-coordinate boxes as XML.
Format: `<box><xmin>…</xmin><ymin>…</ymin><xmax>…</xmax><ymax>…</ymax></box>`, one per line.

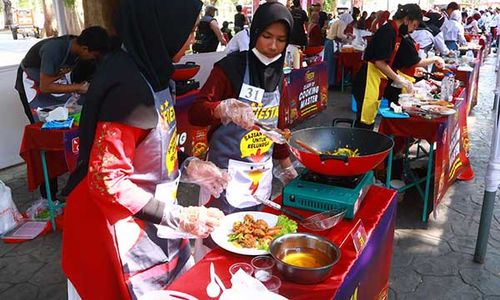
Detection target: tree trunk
<box><xmin>64</xmin><ymin>1</ymin><xmax>84</xmax><ymax>35</ymax></box>
<box><xmin>42</xmin><ymin>0</ymin><xmax>57</xmax><ymax>37</ymax></box>
<box><xmin>82</xmin><ymin>0</ymin><xmax>119</xmax><ymax>35</ymax></box>
<box><xmin>2</xmin><ymin>0</ymin><xmax>13</xmax><ymax>29</ymax></box>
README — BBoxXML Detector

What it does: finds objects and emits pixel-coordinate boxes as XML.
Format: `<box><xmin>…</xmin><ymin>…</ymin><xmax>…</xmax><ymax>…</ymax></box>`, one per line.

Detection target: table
<box><xmin>336</xmin><ymin>51</ymin><xmax>363</xmax><ymax>92</ymax></box>
<box><xmin>281</xmin><ymin>62</ymin><xmax>328</xmax><ymax>126</ymax></box>
<box><xmin>379</xmin><ymin>88</ymin><xmax>474</xmax><ymax>221</ymax></box>
<box><xmin>169</xmin><ymin>186</ymin><xmax>397</xmax><ymax>299</ymax></box>
<box><xmin>19</xmin><ymin>123</ymin><xmax>78</xmax><ymax>229</ymax></box>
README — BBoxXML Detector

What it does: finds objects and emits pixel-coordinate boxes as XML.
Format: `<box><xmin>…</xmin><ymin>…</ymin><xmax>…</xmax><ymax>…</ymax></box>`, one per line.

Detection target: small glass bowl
<box><xmin>229</xmin><ymin>262</ymin><xmax>254</xmax><ymax>276</ymax></box>
<box><xmin>251</xmin><ymin>256</ymin><xmax>275</xmax><ymax>282</ymax></box>
<box><xmin>262</xmin><ymin>275</ymin><xmax>281</xmax><ymax>293</ymax></box>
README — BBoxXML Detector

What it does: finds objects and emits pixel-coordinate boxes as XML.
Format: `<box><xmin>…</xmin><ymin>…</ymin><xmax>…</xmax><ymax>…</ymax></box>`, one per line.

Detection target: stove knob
<box><xmin>289</xmin><ymin>195</ymin><xmax>296</xmax><ymax>202</ymax></box>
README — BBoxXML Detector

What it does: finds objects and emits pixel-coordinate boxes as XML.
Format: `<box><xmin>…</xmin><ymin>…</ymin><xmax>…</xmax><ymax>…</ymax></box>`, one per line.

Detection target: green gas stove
<box><xmin>282</xmin><ymin>170</ymin><xmax>374</xmax><ymax>219</ymax></box>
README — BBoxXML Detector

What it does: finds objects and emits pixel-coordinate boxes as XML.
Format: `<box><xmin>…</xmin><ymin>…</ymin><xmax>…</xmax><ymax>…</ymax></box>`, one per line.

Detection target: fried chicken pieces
<box><xmin>230</xmin><ymin>214</ymin><xmax>282</xmax><ymax>249</ymax></box>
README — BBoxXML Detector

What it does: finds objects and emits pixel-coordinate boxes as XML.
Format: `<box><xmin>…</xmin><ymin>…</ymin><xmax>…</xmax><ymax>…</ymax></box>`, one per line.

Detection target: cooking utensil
<box><xmin>295</xmin><ymin>139</ymin><xmax>321</xmax><ymax>155</ymax></box>
<box><xmin>269</xmin><ymin>233</ymin><xmax>341</xmax><ymax>284</ymax></box>
<box><xmin>253</xmin><ymin>121</ymin><xmax>289</xmax><ymax>145</ymax></box>
<box><xmin>254</xmin><ymin>196</ymin><xmax>346</xmax><ymax>231</ymax></box>
<box><xmin>172</xmin><ymin>62</ymin><xmax>200</xmax><ymax>81</ymax></box>
<box><xmin>206</xmin><ymin>262</ymin><xmax>221</xmax><ymax>298</ymax></box>
<box><xmin>288</xmin><ymin>126</ymin><xmax>394</xmax><ymax>176</ymax></box>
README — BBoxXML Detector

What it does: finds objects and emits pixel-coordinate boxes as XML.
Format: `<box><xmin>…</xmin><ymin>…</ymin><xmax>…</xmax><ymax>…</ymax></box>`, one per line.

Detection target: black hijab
<box><xmin>218</xmin><ymin>2</ymin><xmax>293</xmax><ymax>93</ymax></box>
<box><xmin>63</xmin><ymin>0</ymin><xmax>202</xmax><ymax>195</ymax></box>
<box><xmin>117</xmin><ymin>0</ymin><xmax>203</xmax><ymax>92</ymax></box>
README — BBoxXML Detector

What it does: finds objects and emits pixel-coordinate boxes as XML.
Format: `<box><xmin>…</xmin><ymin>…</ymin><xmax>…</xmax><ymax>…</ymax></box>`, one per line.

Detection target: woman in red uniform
<box><xmin>62</xmin><ymin>1</ymin><xmax>229</xmax><ymax>299</ymax></box>
<box><xmin>188</xmin><ymin>2</ymin><xmax>296</xmax><ymax>259</ymax></box>
<box><xmin>352</xmin><ymin>4</ymin><xmax>424</xmax><ymax>129</ymax></box>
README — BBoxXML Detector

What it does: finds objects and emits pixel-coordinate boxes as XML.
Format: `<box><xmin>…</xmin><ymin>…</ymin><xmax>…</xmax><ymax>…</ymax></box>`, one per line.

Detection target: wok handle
<box><xmin>332</xmin><ymin>118</ymin><xmax>355</xmax><ymax>128</ymax></box>
<box><xmin>319</xmin><ymin>154</ymin><xmax>349</xmax><ymax>163</ymax></box>
<box><xmin>295</xmin><ymin>139</ymin><xmax>321</xmax><ymax>155</ymax></box>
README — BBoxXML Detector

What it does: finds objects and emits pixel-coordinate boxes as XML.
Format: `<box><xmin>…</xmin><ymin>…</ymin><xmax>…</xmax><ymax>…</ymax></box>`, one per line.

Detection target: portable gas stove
<box><xmin>283</xmin><ymin>170</ymin><xmax>374</xmax><ymax>219</ymax></box>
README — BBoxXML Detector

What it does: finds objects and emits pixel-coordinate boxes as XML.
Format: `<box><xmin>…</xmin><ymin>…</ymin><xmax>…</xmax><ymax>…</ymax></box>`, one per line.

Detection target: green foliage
<box><xmin>64</xmin><ymin>0</ymin><xmax>76</xmax><ymax>7</ymax></box>
<box><xmin>323</xmin><ymin>0</ymin><xmax>336</xmax><ymax>13</ymax></box>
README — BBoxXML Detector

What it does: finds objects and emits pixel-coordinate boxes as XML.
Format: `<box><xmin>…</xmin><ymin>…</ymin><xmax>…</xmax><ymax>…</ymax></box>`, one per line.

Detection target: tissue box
<box><xmin>41</xmin><ymin>117</ymin><xmax>74</xmax><ymax>130</ymax></box>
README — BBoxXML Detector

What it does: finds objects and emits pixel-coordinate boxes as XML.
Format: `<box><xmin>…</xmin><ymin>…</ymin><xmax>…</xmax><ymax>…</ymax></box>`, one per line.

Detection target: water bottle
<box><xmin>427</xmin><ymin>49</ymin><xmax>435</xmax><ymax>73</ymax></box>
<box><xmin>441</xmin><ymin>73</ymin><xmax>451</xmax><ymax>101</ymax></box>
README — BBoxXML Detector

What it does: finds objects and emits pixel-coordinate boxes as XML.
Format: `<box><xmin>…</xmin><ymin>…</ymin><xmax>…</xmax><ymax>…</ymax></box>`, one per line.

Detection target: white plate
<box><xmin>421</xmin><ymin>105</ymin><xmax>457</xmax><ymax>116</ymax></box>
<box><xmin>211</xmin><ymin>211</ymin><xmax>278</xmax><ymax>256</ymax></box>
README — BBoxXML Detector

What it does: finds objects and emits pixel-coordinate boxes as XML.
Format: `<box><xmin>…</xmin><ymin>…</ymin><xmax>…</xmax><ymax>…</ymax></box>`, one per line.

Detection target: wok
<box><xmin>172</xmin><ymin>61</ymin><xmax>200</xmax><ymax>81</ymax></box>
<box><xmin>289</xmin><ymin>126</ymin><xmax>393</xmax><ymax>176</ymax></box>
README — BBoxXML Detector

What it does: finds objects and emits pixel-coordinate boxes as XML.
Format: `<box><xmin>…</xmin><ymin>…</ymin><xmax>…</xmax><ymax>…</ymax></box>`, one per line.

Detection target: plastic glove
<box><xmin>433</xmin><ymin>57</ymin><xmax>445</xmax><ymax>69</ymax></box>
<box><xmin>414</xmin><ymin>67</ymin><xmax>426</xmax><ymax>77</ymax></box>
<box><xmin>273</xmin><ymin>164</ymin><xmax>299</xmax><ymax>185</ymax></box>
<box><xmin>180</xmin><ymin>157</ymin><xmax>231</xmax><ymax>198</ymax></box>
<box><xmin>394</xmin><ymin>75</ymin><xmax>414</xmax><ymax>94</ymax></box>
<box><xmin>215</xmin><ymin>98</ymin><xmax>256</xmax><ymax>130</ymax></box>
<box><xmin>178</xmin><ymin>206</ymin><xmax>224</xmax><ymax>238</ymax></box>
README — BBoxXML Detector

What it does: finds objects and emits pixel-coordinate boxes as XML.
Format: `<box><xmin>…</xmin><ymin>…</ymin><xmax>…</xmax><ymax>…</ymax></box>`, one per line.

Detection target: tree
<box><xmin>82</xmin><ymin>0</ymin><xmax>119</xmax><ymax>34</ymax></box>
<box><xmin>2</xmin><ymin>0</ymin><xmax>13</xmax><ymax>29</ymax></box>
<box><xmin>42</xmin><ymin>0</ymin><xmax>57</xmax><ymax>37</ymax></box>
<box><xmin>64</xmin><ymin>0</ymin><xmax>83</xmax><ymax>35</ymax></box>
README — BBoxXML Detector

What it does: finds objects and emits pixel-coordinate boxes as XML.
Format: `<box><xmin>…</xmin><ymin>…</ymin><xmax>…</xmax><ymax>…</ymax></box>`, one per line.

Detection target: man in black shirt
<box><xmin>15</xmin><ymin>26</ymin><xmax>109</xmax><ymax>201</ymax></box>
<box><xmin>15</xmin><ymin>26</ymin><xmax>109</xmax><ymax>123</ymax></box>
<box><xmin>234</xmin><ymin>5</ymin><xmax>248</xmax><ymax>33</ymax></box>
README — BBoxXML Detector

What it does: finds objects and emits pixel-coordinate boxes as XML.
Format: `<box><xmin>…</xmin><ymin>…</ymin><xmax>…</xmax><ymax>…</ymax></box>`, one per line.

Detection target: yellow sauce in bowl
<box><xmin>282</xmin><ymin>248</ymin><xmax>331</xmax><ymax>268</ymax></box>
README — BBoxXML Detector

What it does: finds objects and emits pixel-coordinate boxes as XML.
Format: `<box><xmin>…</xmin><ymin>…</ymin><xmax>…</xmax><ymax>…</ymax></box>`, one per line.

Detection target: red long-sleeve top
<box><xmin>188</xmin><ymin>65</ymin><xmax>290</xmax><ymax>160</ymax></box>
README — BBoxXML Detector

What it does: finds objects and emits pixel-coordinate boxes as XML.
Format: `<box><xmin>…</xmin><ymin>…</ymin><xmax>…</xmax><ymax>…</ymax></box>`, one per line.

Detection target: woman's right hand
<box><xmin>214</xmin><ymin>98</ymin><xmax>256</xmax><ymax>130</ymax></box>
<box><xmin>179</xmin><ymin>206</ymin><xmax>225</xmax><ymax>238</ymax></box>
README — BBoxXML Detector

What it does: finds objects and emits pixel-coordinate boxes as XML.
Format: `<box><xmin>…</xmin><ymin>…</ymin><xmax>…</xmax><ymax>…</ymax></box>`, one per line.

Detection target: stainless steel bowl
<box><xmin>269</xmin><ymin>233</ymin><xmax>341</xmax><ymax>284</ymax></box>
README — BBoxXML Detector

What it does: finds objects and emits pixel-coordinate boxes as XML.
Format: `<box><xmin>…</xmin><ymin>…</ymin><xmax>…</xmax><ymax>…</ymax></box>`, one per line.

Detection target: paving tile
<box><xmin>412</xmin><ymin>275</ymin><xmax>482</xmax><ymax>299</ymax></box>
<box><xmin>37</xmin><ymin>282</ymin><xmax>66</xmax><ymax>300</ymax></box>
<box><xmin>390</xmin><ymin>267</ymin><xmax>422</xmax><ymax>294</ymax></box>
<box><xmin>411</xmin><ymin>252</ymin><xmax>477</xmax><ymax>276</ymax></box>
<box><xmin>0</xmin><ymin>282</ymin><xmax>12</xmax><ymax>293</ymax></box>
<box><xmin>29</xmin><ymin>260</ymin><xmax>66</xmax><ymax>286</ymax></box>
<box><xmin>395</xmin><ymin>231</ymin><xmax>451</xmax><ymax>256</ymax></box>
<box><xmin>0</xmin><ymin>255</ymin><xmax>44</xmax><ymax>284</ymax></box>
<box><xmin>0</xmin><ymin>242</ymin><xmax>19</xmax><ymax>257</ymax></box>
<box><xmin>0</xmin><ymin>282</ymin><xmax>38</xmax><ymax>300</ymax></box>
<box><xmin>460</xmin><ymin>267</ymin><xmax>500</xmax><ymax>296</ymax></box>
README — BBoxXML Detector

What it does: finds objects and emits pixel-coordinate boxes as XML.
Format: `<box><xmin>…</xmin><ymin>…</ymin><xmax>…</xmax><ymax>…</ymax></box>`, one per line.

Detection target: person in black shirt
<box><xmin>15</xmin><ymin>26</ymin><xmax>109</xmax><ymax>201</ymax></box>
<box><xmin>289</xmin><ymin>0</ymin><xmax>308</xmax><ymax>46</ymax></box>
<box><xmin>15</xmin><ymin>26</ymin><xmax>109</xmax><ymax>124</ymax></box>
<box><xmin>234</xmin><ymin>5</ymin><xmax>248</xmax><ymax>33</ymax></box>
<box><xmin>383</xmin><ymin>35</ymin><xmax>444</xmax><ymax>105</ymax></box>
<box><xmin>221</xmin><ymin>21</ymin><xmax>233</xmax><ymax>42</ymax></box>
<box><xmin>193</xmin><ymin>5</ymin><xmax>228</xmax><ymax>53</ymax></box>
<box><xmin>352</xmin><ymin>4</ymin><xmax>422</xmax><ymax>129</ymax></box>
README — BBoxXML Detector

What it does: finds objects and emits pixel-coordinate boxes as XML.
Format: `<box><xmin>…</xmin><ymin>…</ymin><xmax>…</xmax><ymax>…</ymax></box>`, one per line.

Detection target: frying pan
<box><xmin>172</xmin><ymin>61</ymin><xmax>200</xmax><ymax>81</ymax></box>
<box><xmin>288</xmin><ymin>126</ymin><xmax>394</xmax><ymax>176</ymax></box>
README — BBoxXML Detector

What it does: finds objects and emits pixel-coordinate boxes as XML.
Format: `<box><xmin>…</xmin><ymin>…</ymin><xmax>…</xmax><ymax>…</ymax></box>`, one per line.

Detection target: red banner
<box><xmin>283</xmin><ymin>62</ymin><xmax>328</xmax><ymax>126</ymax></box>
<box><xmin>434</xmin><ymin>97</ymin><xmax>474</xmax><ymax>210</ymax></box>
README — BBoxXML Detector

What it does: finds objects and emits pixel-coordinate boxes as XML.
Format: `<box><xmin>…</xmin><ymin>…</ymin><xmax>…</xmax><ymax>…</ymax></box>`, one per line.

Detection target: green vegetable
<box><xmin>228</xmin><ymin>233</ymin><xmax>242</xmax><ymax>242</ymax></box>
<box><xmin>276</xmin><ymin>215</ymin><xmax>298</xmax><ymax>237</ymax></box>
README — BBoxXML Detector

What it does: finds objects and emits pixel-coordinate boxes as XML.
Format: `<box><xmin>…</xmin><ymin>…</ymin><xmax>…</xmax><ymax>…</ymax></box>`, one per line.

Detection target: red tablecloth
<box><xmin>335</xmin><ymin>51</ymin><xmax>363</xmax><ymax>85</ymax></box>
<box><xmin>378</xmin><ymin>87</ymin><xmax>474</xmax><ymax>216</ymax></box>
<box><xmin>19</xmin><ymin>123</ymin><xmax>78</xmax><ymax>191</ymax></box>
<box><xmin>169</xmin><ymin>186</ymin><xmax>397</xmax><ymax>299</ymax></box>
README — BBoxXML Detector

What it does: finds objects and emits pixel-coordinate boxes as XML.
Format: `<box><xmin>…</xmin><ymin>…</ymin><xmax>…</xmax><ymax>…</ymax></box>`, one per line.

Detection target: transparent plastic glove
<box><xmin>273</xmin><ymin>164</ymin><xmax>299</xmax><ymax>185</ymax></box>
<box><xmin>393</xmin><ymin>75</ymin><xmax>414</xmax><ymax>93</ymax></box>
<box><xmin>215</xmin><ymin>98</ymin><xmax>256</xmax><ymax>130</ymax></box>
<box><xmin>180</xmin><ymin>157</ymin><xmax>231</xmax><ymax>198</ymax></box>
<box><xmin>179</xmin><ymin>206</ymin><xmax>224</xmax><ymax>238</ymax></box>
<box><xmin>433</xmin><ymin>56</ymin><xmax>445</xmax><ymax>69</ymax></box>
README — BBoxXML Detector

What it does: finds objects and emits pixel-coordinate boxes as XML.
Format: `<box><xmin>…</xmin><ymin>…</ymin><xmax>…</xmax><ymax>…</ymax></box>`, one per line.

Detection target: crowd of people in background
<box><xmin>191</xmin><ymin>1</ymin><xmax>500</xmax><ymax>55</ymax></box>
